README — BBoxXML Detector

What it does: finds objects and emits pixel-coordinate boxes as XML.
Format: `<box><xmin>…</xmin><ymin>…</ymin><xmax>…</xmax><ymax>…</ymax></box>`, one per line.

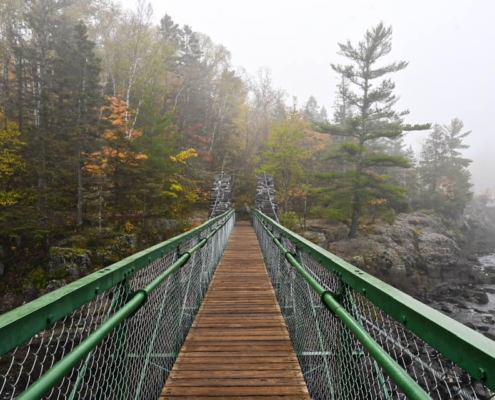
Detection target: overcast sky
<box><xmin>119</xmin><ymin>0</ymin><xmax>495</xmax><ymax>192</ymax></box>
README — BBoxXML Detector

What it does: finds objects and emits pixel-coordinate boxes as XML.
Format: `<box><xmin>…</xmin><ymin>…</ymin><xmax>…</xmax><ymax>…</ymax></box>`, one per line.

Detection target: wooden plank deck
<box><xmin>160</xmin><ymin>221</ymin><xmax>310</xmax><ymax>399</ymax></box>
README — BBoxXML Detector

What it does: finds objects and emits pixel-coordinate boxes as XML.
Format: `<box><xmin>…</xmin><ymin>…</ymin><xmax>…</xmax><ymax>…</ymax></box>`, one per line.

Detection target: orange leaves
<box><xmin>364</xmin><ymin>170</ymin><xmax>386</xmax><ymax>182</ymax></box>
<box><xmin>101</xmin><ymin>96</ymin><xmax>144</xmax><ymax>140</ymax></box>
<box><xmin>85</xmin><ymin>96</ymin><xmax>147</xmax><ymax>179</ymax></box>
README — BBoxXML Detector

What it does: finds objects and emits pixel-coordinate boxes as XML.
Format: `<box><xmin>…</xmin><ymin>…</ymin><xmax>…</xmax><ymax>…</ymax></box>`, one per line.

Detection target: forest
<box><xmin>0</xmin><ymin>0</ymin><xmax>475</xmax><ymax>295</ymax></box>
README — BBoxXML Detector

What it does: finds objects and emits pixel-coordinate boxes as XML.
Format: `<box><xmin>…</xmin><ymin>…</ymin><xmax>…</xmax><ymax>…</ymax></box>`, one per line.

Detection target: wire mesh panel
<box><xmin>252</xmin><ymin>212</ymin><xmax>495</xmax><ymax>400</ymax></box>
<box><xmin>0</xmin><ymin>211</ymin><xmax>234</xmax><ymax>399</ymax></box>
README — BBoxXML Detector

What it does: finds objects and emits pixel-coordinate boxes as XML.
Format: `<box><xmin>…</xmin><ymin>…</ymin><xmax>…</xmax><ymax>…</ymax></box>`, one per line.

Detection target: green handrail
<box><xmin>252</xmin><ymin>209</ymin><xmax>495</xmax><ymax>394</ymax></box>
<box><xmin>14</xmin><ymin>210</ymin><xmax>234</xmax><ymax>400</ymax></box>
<box><xmin>0</xmin><ymin>209</ymin><xmax>234</xmax><ymax>357</ymax></box>
<box><xmin>254</xmin><ymin>210</ymin><xmax>430</xmax><ymax>399</ymax></box>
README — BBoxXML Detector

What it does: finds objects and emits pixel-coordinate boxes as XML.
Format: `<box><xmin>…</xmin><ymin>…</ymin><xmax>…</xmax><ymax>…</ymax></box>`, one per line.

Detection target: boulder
<box><xmin>0</xmin><ymin>292</ymin><xmax>20</xmax><ymax>313</ymax></box>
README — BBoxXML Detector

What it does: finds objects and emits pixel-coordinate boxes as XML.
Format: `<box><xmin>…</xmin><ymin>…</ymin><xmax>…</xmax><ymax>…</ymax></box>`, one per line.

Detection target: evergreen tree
<box><xmin>332</xmin><ymin>76</ymin><xmax>352</xmax><ymax>126</ymax></box>
<box><xmin>315</xmin><ymin>23</ymin><xmax>429</xmax><ymax>237</ymax></box>
<box><xmin>303</xmin><ymin>95</ymin><xmax>319</xmax><ymax>121</ymax></box>
<box><xmin>418</xmin><ymin>119</ymin><xmax>472</xmax><ymax>217</ymax></box>
<box><xmin>52</xmin><ymin>21</ymin><xmax>101</xmax><ymax>225</ymax></box>
<box><xmin>317</xmin><ymin>106</ymin><xmax>329</xmax><ymax>123</ymax></box>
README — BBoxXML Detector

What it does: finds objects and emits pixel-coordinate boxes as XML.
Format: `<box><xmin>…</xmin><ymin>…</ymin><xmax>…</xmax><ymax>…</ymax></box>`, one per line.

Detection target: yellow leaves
<box><xmin>0</xmin><ymin>112</ymin><xmax>25</xmax><ymax>206</ymax></box>
<box><xmin>164</xmin><ymin>174</ymin><xmax>202</xmax><ymax>215</ymax></box>
<box><xmin>369</xmin><ymin>198</ymin><xmax>388</xmax><ymax>206</ymax></box>
<box><xmin>170</xmin><ymin>148</ymin><xmax>198</xmax><ymax>164</ymax></box>
<box><xmin>123</xmin><ymin>220</ymin><xmax>135</xmax><ymax>232</ymax></box>
<box><xmin>163</xmin><ymin>191</ymin><xmax>178</xmax><ymax>198</ymax></box>
<box><xmin>0</xmin><ymin>191</ymin><xmax>22</xmax><ymax>206</ymax></box>
<box><xmin>0</xmin><ymin>117</ymin><xmax>25</xmax><ymax>179</ymax></box>
<box><xmin>170</xmin><ymin>183</ymin><xmax>183</xmax><ymax>192</ymax></box>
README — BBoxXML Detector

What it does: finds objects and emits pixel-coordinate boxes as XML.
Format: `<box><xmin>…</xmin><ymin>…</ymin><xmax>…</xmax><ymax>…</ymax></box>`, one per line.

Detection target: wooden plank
<box><xmin>161</xmin><ymin>386</ymin><xmax>308</xmax><ymax>396</ymax></box>
<box><xmin>171</xmin><ymin>363</ymin><xmax>302</xmax><ymax>372</ymax></box>
<box><xmin>161</xmin><ymin>396</ymin><xmax>308</xmax><ymax>400</ymax></box>
<box><xmin>160</xmin><ymin>221</ymin><xmax>310</xmax><ymax>399</ymax></box>
<box><xmin>164</xmin><ymin>378</ymin><xmax>307</xmax><ymax>387</ymax></box>
<box><xmin>168</xmin><ymin>370</ymin><xmax>303</xmax><ymax>379</ymax></box>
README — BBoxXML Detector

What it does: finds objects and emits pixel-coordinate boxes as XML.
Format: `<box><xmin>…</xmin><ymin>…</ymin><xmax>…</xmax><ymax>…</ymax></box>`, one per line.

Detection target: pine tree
<box><xmin>315</xmin><ymin>23</ymin><xmax>429</xmax><ymax>237</ymax></box>
<box><xmin>52</xmin><ymin>21</ymin><xmax>101</xmax><ymax>225</ymax></box>
<box><xmin>418</xmin><ymin>119</ymin><xmax>472</xmax><ymax>217</ymax></box>
<box><xmin>303</xmin><ymin>96</ymin><xmax>319</xmax><ymax>121</ymax></box>
<box><xmin>332</xmin><ymin>76</ymin><xmax>352</xmax><ymax>126</ymax></box>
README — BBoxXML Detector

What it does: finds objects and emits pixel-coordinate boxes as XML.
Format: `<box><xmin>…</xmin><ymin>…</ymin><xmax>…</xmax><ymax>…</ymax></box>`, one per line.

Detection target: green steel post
<box><xmin>343</xmin><ymin>282</ymin><xmax>392</xmax><ymax>400</ymax></box>
<box><xmin>321</xmin><ymin>291</ymin><xmax>430</xmax><ymax>399</ymax></box>
<box><xmin>133</xmin><ymin>274</ymin><xmax>173</xmax><ymax>399</ymax></box>
<box><xmin>178</xmin><ymin>245</ymin><xmax>197</xmax><ymax>331</ymax></box>
<box><xmin>294</xmin><ymin>248</ymin><xmax>335</xmax><ymax>398</ymax></box>
<box><xmin>67</xmin><ymin>281</ymin><xmax>128</xmax><ymax>400</ymax></box>
<box><xmin>305</xmin><ymin>279</ymin><xmax>335</xmax><ymax>398</ymax></box>
<box><xmin>171</xmin><ymin>250</ymin><xmax>183</xmax><ymax>357</ymax></box>
<box><xmin>16</xmin><ymin>292</ymin><xmax>146</xmax><ymax>400</ymax></box>
<box><xmin>109</xmin><ymin>281</ymin><xmax>132</xmax><ymax>400</ymax></box>
<box><xmin>337</xmin><ymin>283</ymin><xmax>372</xmax><ymax>399</ymax></box>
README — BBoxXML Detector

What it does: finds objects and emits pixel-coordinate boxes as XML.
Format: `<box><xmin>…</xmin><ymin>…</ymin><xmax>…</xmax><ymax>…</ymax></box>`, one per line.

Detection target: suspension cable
<box><xmin>263</xmin><ymin>172</ymin><xmax>279</xmax><ymax>222</ymax></box>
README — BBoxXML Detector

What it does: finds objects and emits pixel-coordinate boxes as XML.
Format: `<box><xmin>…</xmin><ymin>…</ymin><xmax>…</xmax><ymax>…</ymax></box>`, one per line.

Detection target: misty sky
<box><xmin>119</xmin><ymin>0</ymin><xmax>495</xmax><ymax>193</ymax></box>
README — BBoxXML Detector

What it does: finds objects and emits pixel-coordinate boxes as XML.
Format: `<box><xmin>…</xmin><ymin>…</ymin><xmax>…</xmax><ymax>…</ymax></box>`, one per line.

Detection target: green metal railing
<box><xmin>3</xmin><ymin>207</ymin><xmax>495</xmax><ymax>399</ymax></box>
<box><xmin>0</xmin><ymin>209</ymin><xmax>235</xmax><ymax>399</ymax></box>
<box><xmin>252</xmin><ymin>209</ymin><xmax>495</xmax><ymax>400</ymax></box>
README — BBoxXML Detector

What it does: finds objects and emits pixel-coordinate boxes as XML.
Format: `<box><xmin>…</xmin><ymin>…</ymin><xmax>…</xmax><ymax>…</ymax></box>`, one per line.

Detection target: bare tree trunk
<box><xmin>76</xmin><ymin>147</ymin><xmax>83</xmax><ymax>226</ymax></box>
<box><xmin>348</xmin><ymin>193</ymin><xmax>361</xmax><ymax>238</ymax></box>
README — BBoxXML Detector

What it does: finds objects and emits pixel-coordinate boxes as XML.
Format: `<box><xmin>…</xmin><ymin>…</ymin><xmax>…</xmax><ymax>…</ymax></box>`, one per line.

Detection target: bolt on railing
<box><xmin>0</xmin><ymin>210</ymin><xmax>235</xmax><ymax>400</ymax></box>
<box><xmin>252</xmin><ymin>209</ymin><xmax>495</xmax><ymax>400</ymax></box>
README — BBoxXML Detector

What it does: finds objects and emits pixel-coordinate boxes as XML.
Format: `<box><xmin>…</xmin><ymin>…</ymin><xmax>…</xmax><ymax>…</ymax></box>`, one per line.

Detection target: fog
<box><xmin>119</xmin><ymin>0</ymin><xmax>495</xmax><ymax>193</ymax></box>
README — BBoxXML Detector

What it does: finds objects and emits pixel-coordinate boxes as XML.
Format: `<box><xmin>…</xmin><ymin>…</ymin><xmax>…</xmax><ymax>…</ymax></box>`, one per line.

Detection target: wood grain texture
<box><xmin>160</xmin><ymin>221</ymin><xmax>309</xmax><ymax>399</ymax></box>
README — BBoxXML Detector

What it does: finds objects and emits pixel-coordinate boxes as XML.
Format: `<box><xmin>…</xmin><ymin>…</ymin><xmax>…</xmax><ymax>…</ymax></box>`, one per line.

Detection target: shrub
<box><xmin>280</xmin><ymin>211</ymin><xmax>298</xmax><ymax>230</ymax></box>
<box><xmin>29</xmin><ymin>267</ymin><xmax>47</xmax><ymax>289</ymax></box>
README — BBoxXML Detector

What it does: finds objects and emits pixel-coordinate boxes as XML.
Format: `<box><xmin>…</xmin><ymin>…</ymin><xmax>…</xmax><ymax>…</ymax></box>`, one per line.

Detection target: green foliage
<box><xmin>28</xmin><ymin>268</ymin><xmax>47</xmax><ymax>289</ymax></box>
<box><xmin>418</xmin><ymin>119</ymin><xmax>473</xmax><ymax>217</ymax></box>
<box><xmin>0</xmin><ymin>114</ymin><xmax>25</xmax><ymax>206</ymax></box>
<box><xmin>280</xmin><ymin>211</ymin><xmax>299</xmax><ymax>230</ymax></box>
<box><xmin>314</xmin><ymin>23</ymin><xmax>428</xmax><ymax>237</ymax></box>
<box><xmin>381</xmin><ymin>209</ymin><xmax>397</xmax><ymax>224</ymax></box>
<box><xmin>326</xmin><ymin>208</ymin><xmax>349</xmax><ymax>221</ymax></box>
<box><xmin>49</xmin><ymin>267</ymin><xmax>68</xmax><ymax>281</ymax></box>
<box><xmin>259</xmin><ymin>111</ymin><xmax>310</xmax><ymax>212</ymax></box>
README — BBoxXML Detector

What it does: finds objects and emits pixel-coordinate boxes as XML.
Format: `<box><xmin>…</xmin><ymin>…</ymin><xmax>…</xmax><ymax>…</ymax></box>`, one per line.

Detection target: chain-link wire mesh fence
<box><xmin>252</xmin><ymin>211</ymin><xmax>495</xmax><ymax>400</ymax></box>
<box><xmin>0</xmin><ymin>210</ymin><xmax>234</xmax><ymax>399</ymax></box>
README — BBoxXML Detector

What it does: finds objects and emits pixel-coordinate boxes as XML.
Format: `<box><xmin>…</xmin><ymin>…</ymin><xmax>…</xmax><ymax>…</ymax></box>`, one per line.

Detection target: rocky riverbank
<box><xmin>299</xmin><ymin>200</ymin><xmax>495</xmax><ymax>339</ymax></box>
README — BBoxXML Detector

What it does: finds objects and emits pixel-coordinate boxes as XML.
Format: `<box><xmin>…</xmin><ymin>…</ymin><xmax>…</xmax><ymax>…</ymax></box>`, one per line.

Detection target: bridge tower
<box><xmin>209</xmin><ymin>172</ymin><xmax>233</xmax><ymax>218</ymax></box>
<box><xmin>255</xmin><ymin>173</ymin><xmax>278</xmax><ymax>221</ymax></box>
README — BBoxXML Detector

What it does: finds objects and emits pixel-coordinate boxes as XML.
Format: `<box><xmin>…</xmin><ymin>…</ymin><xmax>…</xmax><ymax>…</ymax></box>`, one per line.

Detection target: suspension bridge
<box><xmin>1</xmin><ymin>176</ymin><xmax>495</xmax><ymax>399</ymax></box>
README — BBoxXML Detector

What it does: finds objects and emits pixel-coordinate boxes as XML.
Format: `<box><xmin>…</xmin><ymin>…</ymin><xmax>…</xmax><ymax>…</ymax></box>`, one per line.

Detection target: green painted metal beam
<box><xmin>0</xmin><ymin>209</ymin><xmax>234</xmax><ymax>358</ymax></box>
<box><xmin>13</xmin><ymin>210</ymin><xmax>234</xmax><ymax>400</ymax></box>
<box><xmin>252</xmin><ymin>210</ymin><xmax>495</xmax><ymax>392</ymax></box>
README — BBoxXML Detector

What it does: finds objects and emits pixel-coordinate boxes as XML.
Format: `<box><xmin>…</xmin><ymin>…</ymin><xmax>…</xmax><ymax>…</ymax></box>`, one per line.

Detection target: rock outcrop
<box><xmin>302</xmin><ymin>211</ymin><xmax>487</xmax><ymax>294</ymax></box>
